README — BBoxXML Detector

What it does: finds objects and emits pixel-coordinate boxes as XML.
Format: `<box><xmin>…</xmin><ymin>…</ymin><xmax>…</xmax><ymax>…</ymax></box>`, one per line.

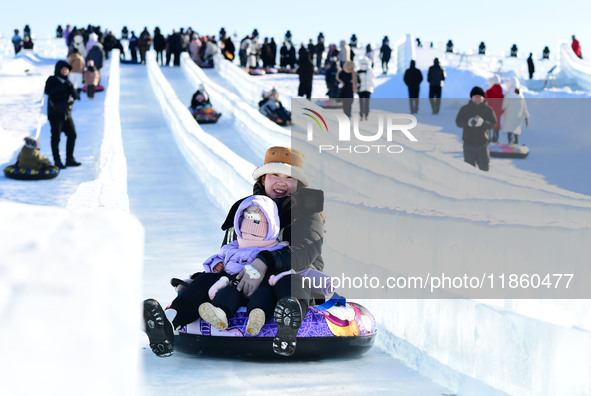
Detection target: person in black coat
<box><xmin>168</xmin><ymin>30</ymin><xmax>182</xmax><ymax>66</ymax></box>
<box><xmin>527</xmin><ymin>53</ymin><xmax>535</xmax><ymax>79</ymax></box>
<box><xmin>455</xmin><ymin>86</ymin><xmax>497</xmax><ymax>172</ymax></box>
<box><xmin>297</xmin><ymin>50</ymin><xmax>315</xmax><ymax>99</ymax></box>
<box><xmin>44</xmin><ymin>60</ymin><xmax>81</xmax><ymax>169</ymax></box>
<box><xmin>222</xmin><ymin>35</ymin><xmax>236</xmax><ymax>62</ymax></box>
<box><xmin>446</xmin><ymin>40</ymin><xmax>454</xmax><ymax>53</ymax></box>
<box><xmin>478</xmin><ymin>41</ymin><xmax>486</xmax><ymax>55</ymax></box>
<box><xmin>427</xmin><ymin>58</ymin><xmax>446</xmax><ymax>114</ymax></box>
<box><xmin>152</xmin><ymin>27</ymin><xmax>166</xmax><ymax>65</ymax></box>
<box><xmin>403</xmin><ymin>60</ymin><xmax>423</xmax><ymax>114</ymax></box>
<box><xmin>379</xmin><ymin>37</ymin><xmax>392</xmax><ymax>74</ymax></box>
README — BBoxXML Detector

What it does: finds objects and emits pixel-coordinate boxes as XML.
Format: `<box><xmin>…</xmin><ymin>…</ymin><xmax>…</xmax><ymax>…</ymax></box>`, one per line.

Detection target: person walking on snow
<box><xmin>403</xmin><ymin>60</ymin><xmax>423</xmax><ymax>114</ymax></box>
<box><xmin>44</xmin><ymin>60</ymin><xmax>81</xmax><ymax>169</ymax></box>
<box><xmin>501</xmin><ymin>77</ymin><xmax>530</xmax><ymax>145</ymax></box>
<box><xmin>527</xmin><ymin>53</ymin><xmax>535</xmax><ymax>79</ymax></box>
<box><xmin>357</xmin><ymin>57</ymin><xmax>376</xmax><ymax>120</ymax></box>
<box><xmin>456</xmin><ymin>86</ymin><xmax>497</xmax><ymax>172</ymax></box>
<box><xmin>427</xmin><ymin>58</ymin><xmax>446</xmax><ymax>114</ymax></box>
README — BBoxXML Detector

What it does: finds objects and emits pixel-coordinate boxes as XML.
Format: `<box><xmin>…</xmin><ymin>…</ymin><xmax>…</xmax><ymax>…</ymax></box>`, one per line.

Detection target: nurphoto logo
<box><xmin>304</xmin><ymin>110</ymin><xmax>419</xmax><ymax>154</ymax></box>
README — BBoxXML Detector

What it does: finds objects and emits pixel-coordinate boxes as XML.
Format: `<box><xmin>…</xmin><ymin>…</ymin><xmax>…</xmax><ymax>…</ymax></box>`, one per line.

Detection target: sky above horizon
<box><xmin>2</xmin><ymin>0</ymin><xmax>590</xmax><ymax>57</ymax></box>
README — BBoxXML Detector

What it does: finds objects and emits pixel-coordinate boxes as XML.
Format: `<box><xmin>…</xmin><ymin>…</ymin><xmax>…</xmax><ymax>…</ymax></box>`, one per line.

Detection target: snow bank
<box><xmin>0</xmin><ymin>201</ymin><xmax>144</xmax><ymax>396</ymax></box>
<box><xmin>559</xmin><ymin>43</ymin><xmax>591</xmax><ymax>91</ymax></box>
<box><xmin>67</xmin><ymin>50</ymin><xmax>129</xmax><ymax>211</ymax></box>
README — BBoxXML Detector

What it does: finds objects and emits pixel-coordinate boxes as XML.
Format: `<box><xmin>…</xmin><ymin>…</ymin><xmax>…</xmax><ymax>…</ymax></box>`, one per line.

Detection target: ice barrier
<box><xmin>67</xmin><ymin>49</ymin><xmax>129</xmax><ymax>211</ymax></box>
<box><xmin>180</xmin><ymin>53</ymin><xmax>290</xmax><ymax>159</ymax></box>
<box><xmin>559</xmin><ymin>43</ymin><xmax>591</xmax><ymax>91</ymax></box>
<box><xmin>146</xmin><ymin>53</ymin><xmax>253</xmax><ymax>211</ymax></box>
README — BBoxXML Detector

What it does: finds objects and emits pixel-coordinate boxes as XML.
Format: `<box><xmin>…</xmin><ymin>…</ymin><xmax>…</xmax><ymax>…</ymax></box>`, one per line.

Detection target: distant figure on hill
<box><xmin>121</xmin><ymin>26</ymin><xmax>129</xmax><ymax>40</ymax></box>
<box><xmin>56</xmin><ymin>25</ymin><xmax>64</xmax><ymax>38</ymax></box>
<box><xmin>542</xmin><ymin>46</ymin><xmax>550</xmax><ymax>59</ymax></box>
<box><xmin>403</xmin><ymin>60</ymin><xmax>423</xmax><ymax>114</ymax></box>
<box><xmin>427</xmin><ymin>58</ymin><xmax>446</xmax><ymax>114</ymax></box>
<box><xmin>510</xmin><ymin>44</ymin><xmax>518</xmax><ymax>57</ymax></box>
<box><xmin>12</xmin><ymin>29</ymin><xmax>23</xmax><ymax>55</ymax></box>
<box><xmin>357</xmin><ymin>57</ymin><xmax>376</xmax><ymax>120</ymax></box>
<box><xmin>571</xmin><ymin>35</ymin><xmax>582</xmax><ymax>59</ymax></box>
<box><xmin>23</xmin><ymin>35</ymin><xmax>34</xmax><ymax>50</ymax></box>
<box><xmin>478</xmin><ymin>41</ymin><xmax>486</xmax><ymax>55</ymax></box>
<box><xmin>446</xmin><ymin>40</ymin><xmax>454</xmax><ymax>53</ymax></box>
<box><xmin>527</xmin><ymin>53</ymin><xmax>535</xmax><ymax>79</ymax></box>
<box><xmin>379</xmin><ymin>36</ymin><xmax>392</xmax><ymax>74</ymax></box>
<box><xmin>416</xmin><ymin>37</ymin><xmax>422</xmax><ymax>48</ymax></box>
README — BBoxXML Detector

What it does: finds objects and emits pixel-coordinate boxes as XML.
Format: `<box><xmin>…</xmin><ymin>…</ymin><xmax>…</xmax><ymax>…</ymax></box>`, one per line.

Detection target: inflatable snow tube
<box><xmin>198</xmin><ymin>61</ymin><xmax>214</xmax><ymax>69</ymax></box>
<box><xmin>82</xmin><ymin>84</ymin><xmax>105</xmax><ymax>92</ymax></box>
<box><xmin>194</xmin><ymin>112</ymin><xmax>222</xmax><ymax>124</ymax></box>
<box><xmin>489</xmin><ymin>142</ymin><xmax>529</xmax><ymax>158</ymax></box>
<box><xmin>278</xmin><ymin>67</ymin><xmax>297</xmax><ymax>74</ymax></box>
<box><xmin>3</xmin><ymin>164</ymin><xmax>59</xmax><ymax>180</ymax></box>
<box><xmin>264</xmin><ymin>67</ymin><xmax>278</xmax><ymax>74</ymax></box>
<box><xmin>120</xmin><ymin>59</ymin><xmax>140</xmax><ymax>64</ymax></box>
<box><xmin>248</xmin><ymin>68</ymin><xmax>266</xmax><ymax>76</ymax></box>
<box><xmin>316</xmin><ymin>99</ymin><xmax>343</xmax><ymax>109</ymax></box>
<box><xmin>175</xmin><ymin>301</ymin><xmax>377</xmax><ymax>359</ymax></box>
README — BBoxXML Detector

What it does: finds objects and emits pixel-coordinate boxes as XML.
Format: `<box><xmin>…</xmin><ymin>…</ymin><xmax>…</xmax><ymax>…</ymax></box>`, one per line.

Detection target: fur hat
<box><xmin>470</xmin><ymin>86</ymin><xmax>485</xmax><ymax>98</ymax></box>
<box><xmin>252</xmin><ymin>146</ymin><xmax>310</xmax><ymax>187</ymax></box>
<box><xmin>24</xmin><ymin>136</ymin><xmax>39</xmax><ymax>149</ymax></box>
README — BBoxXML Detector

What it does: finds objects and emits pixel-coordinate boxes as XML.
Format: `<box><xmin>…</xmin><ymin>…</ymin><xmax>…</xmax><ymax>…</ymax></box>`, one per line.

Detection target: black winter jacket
<box><xmin>220</xmin><ymin>182</ymin><xmax>325</xmax><ymax>276</ymax></box>
<box><xmin>44</xmin><ymin>60</ymin><xmax>77</xmax><ymax>119</ymax></box>
<box><xmin>456</xmin><ymin>100</ymin><xmax>497</xmax><ymax>146</ymax></box>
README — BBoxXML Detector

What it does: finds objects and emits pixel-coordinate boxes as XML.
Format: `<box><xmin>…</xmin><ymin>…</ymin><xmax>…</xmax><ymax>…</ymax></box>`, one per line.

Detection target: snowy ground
<box><xmin>1</xmin><ymin>37</ymin><xmax>591</xmax><ymax>395</ymax></box>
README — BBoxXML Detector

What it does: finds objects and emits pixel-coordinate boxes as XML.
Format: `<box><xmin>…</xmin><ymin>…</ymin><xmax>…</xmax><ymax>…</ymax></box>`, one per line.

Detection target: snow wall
<box><xmin>0</xmin><ymin>52</ymin><xmax>144</xmax><ymax>396</ymax></box>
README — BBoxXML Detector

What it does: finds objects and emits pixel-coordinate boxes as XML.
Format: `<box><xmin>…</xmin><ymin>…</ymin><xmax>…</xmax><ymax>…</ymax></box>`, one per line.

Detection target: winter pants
<box><xmin>507</xmin><ymin>132</ymin><xmax>519</xmax><ymax>144</ymax></box>
<box><xmin>408</xmin><ymin>88</ymin><xmax>420</xmax><ymax>114</ymax></box>
<box><xmin>86</xmin><ymin>84</ymin><xmax>96</xmax><ymax>98</ymax></box>
<box><xmin>49</xmin><ymin>115</ymin><xmax>77</xmax><ymax>164</ymax></box>
<box><xmin>341</xmin><ymin>98</ymin><xmax>354</xmax><ymax>118</ymax></box>
<box><xmin>463</xmin><ymin>143</ymin><xmax>490</xmax><ymax>171</ymax></box>
<box><xmin>359</xmin><ymin>91</ymin><xmax>371</xmax><ymax>117</ymax></box>
<box><xmin>429</xmin><ymin>85</ymin><xmax>442</xmax><ymax>114</ymax></box>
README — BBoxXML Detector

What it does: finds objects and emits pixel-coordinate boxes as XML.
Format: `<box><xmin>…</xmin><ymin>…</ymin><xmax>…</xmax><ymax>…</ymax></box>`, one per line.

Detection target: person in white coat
<box><xmin>357</xmin><ymin>57</ymin><xmax>376</xmax><ymax>120</ymax></box>
<box><xmin>502</xmin><ymin>77</ymin><xmax>530</xmax><ymax>144</ymax></box>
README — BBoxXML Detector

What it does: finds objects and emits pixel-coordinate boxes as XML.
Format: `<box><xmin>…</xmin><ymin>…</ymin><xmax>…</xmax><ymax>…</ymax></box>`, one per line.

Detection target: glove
<box><xmin>468</xmin><ymin>115</ymin><xmax>484</xmax><ymax>127</ymax></box>
<box><xmin>236</xmin><ymin>258</ymin><xmax>267</xmax><ymax>297</ymax></box>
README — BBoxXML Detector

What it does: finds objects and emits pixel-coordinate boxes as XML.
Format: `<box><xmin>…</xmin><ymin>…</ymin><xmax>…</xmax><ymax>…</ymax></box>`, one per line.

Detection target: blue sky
<box><xmin>2</xmin><ymin>0</ymin><xmax>590</xmax><ymax>57</ymax></box>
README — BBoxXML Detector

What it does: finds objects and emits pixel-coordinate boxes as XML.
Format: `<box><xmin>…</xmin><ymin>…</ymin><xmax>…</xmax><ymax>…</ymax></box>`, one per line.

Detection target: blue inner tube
<box><xmin>3</xmin><ymin>164</ymin><xmax>60</xmax><ymax>180</ymax></box>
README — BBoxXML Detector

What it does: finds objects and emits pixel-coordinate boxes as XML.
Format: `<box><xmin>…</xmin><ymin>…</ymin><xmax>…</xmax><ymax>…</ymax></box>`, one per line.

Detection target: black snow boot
<box><xmin>273</xmin><ymin>297</ymin><xmax>302</xmax><ymax>357</ymax></box>
<box><xmin>65</xmin><ymin>158</ymin><xmax>81</xmax><ymax>167</ymax></box>
<box><xmin>143</xmin><ymin>299</ymin><xmax>175</xmax><ymax>357</ymax></box>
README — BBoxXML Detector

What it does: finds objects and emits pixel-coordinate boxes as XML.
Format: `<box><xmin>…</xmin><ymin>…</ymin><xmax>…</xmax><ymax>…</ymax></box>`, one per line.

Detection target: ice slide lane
<box><xmin>118</xmin><ymin>62</ymin><xmax>224</xmax><ymax>301</ymax></box>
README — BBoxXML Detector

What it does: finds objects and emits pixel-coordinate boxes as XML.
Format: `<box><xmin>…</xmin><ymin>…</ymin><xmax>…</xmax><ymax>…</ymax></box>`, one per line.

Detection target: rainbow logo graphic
<box><xmin>302</xmin><ymin>108</ymin><xmax>328</xmax><ymax>133</ymax></box>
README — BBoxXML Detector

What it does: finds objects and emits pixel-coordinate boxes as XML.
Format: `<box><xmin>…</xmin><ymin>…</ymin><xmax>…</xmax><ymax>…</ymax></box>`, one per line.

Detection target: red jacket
<box><xmin>572</xmin><ymin>39</ymin><xmax>582</xmax><ymax>58</ymax></box>
<box><xmin>485</xmin><ymin>84</ymin><xmax>504</xmax><ymax>130</ymax></box>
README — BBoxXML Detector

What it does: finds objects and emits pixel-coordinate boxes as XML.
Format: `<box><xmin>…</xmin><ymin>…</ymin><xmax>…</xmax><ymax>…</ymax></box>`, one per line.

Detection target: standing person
<box><xmin>44</xmin><ymin>60</ymin><xmax>81</xmax><ymax>169</ymax></box>
<box><xmin>337</xmin><ymin>40</ymin><xmax>350</xmax><ymax>67</ymax></box>
<box><xmin>12</xmin><ymin>29</ymin><xmax>23</xmax><ymax>55</ymax></box>
<box><xmin>143</xmin><ymin>146</ymin><xmax>325</xmax><ymax>357</ymax></box>
<box><xmin>379</xmin><ymin>36</ymin><xmax>391</xmax><ymax>74</ymax></box>
<box><xmin>138</xmin><ymin>27</ymin><xmax>152</xmax><ymax>64</ymax></box>
<box><xmin>297</xmin><ymin>50</ymin><xmax>315</xmax><ymax>99</ymax></box>
<box><xmin>365</xmin><ymin>44</ymin><xmax>375</xmax><ymax>68</ymax></box>
<box><xmin>485</xmin><ymin>75</ymin><xmax>504</xmax><ymax>143</ymax></box>
<box><xmin>22</xmin><ymin>35</ymin><xmax>34</xmax><ymax>50</ymax></box>
<box><xmin>169</xmin><ymin>30</ymin><xmax>183</xmax><ymax>67</ymax></box>
<box><xmin>571</xmin><ymin>35</ymin><xmax>582</xmax><ymax>59</ymax></box>
<box><xmin>456</xmin><ymin>86</ymin><xmax>497</xmax><ymax>172</ymax></box>
<box><xmin>336</xmin><ymin>60</ymin><xmax>358</xmax><ymax>117</ymax></box>
<box><xmin>128</xmin><ymin>31</ymin><xmax>139</xmax><ymax>62</ymax></box>
<box><xmin>527</xmin><ymin>53</ymin><xmax>535</xmax><ymax>79</ymax></box>
<box><xmin>153</xmin><ymin>27</ymin><xmax>166</xmax><ymax>65</ymax></box>
<box><xmin>502</xmin><ymin>78</ymin><xmax>530</xmax><ymax>145</ymax></box>
<box><xmin>67</xmin><ymin>48</ymin><xmax>85</xmax><ymax>96</ymax></box>
<box><xmin>403</xmin><ymin>60</ymin><xmax>423</xmax><ymax>114</ymax></box>
<box><xmin>315</xmin><ymin>33</ymin><xmax>325</xmax><ymax>71</ymax></box>
<box><xmin>357</xmin><ymin>57</ymin><xmax>375</xmax><ymax>120</ymax></box>
<box><xmin>427</xmin><ymin>58</ymin><xmax>446</xmax><ymax>114</ymax></box>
